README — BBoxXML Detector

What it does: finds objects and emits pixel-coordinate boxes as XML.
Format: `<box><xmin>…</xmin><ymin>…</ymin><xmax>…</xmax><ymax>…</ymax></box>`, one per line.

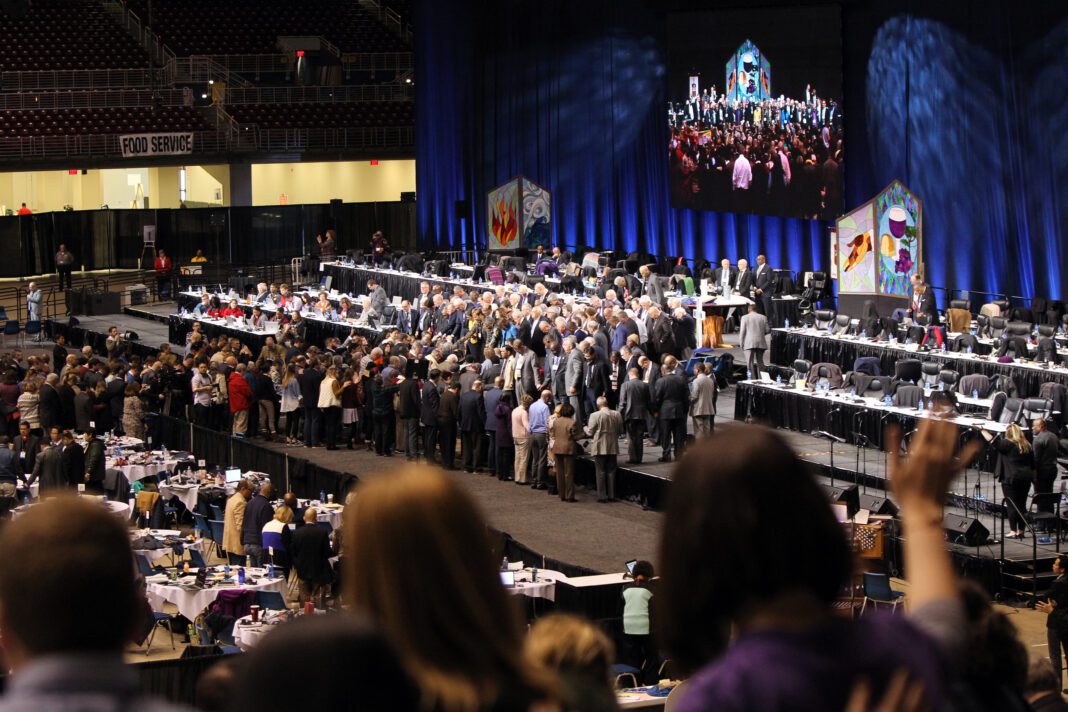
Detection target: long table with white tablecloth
<box><xmin>770</xmin><ymin>328</ymin><xmax>1068</xmax><ymax>399</ymax></box>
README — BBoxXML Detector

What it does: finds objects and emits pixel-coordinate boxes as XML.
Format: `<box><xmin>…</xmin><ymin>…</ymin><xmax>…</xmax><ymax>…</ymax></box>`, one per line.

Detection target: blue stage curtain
<box><xmin>417</xmin><ymin>0</ymin><xmax>1068</xmax><ymax>300</ymax></box>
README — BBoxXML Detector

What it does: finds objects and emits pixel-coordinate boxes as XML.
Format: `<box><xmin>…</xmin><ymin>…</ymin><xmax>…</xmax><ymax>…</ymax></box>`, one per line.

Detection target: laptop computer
<box><xmin>224</xmin><ymin>468</ymin><xmax>243</xmax><ymax>484</ymax></box>
<box><xmin>624</xmin><ymin>559</ymin><xmax>638</xmax><ymax>578</ymax></box>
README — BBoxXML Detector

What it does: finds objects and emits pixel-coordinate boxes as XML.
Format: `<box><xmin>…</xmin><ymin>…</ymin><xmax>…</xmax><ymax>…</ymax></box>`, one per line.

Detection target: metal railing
<box><xmin>253</xmin><ymin>125</ymin><xmax>414</xmax><ymax>152</ymax></box>
<box><xmin>0</xmin><ymin>68</ymin><xmax>161</xmax><ymax>92</ymax></box>
<box><xmin>166</xmin><ymin>56</ymin><xmax>252</xmax><ymax>88</ymax></box>
<box><xmin>0</xmin><ymin>130</ymin><xmax>232</xmax><ymax>161</ymax></box>
<box><xmin>0</xmin><ymin>89</ymin><xmax>187</xmax><ymax>112</ymax></box>
<box><xmin>202</xmin><ymin>54</ymin><xmax>293</xmax><ymax>81</ymax></box>
<box><xmin>223</xmin><ymin>83</ymin><xmax>412</xmax><ymax>105</ymax></box>
<box><xmin>357</xmin><ymin>0</ymin><xmax>412</xmax><ymax>43</ymax></box>
<box><xmin>340</xmin><ymin>52</ymin><xmax>413</xmax><ymax>74</ymax></box>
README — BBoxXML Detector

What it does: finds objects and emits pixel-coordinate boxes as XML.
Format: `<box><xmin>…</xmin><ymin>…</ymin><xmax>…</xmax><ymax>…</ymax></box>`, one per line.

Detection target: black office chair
<box><xmin>975</xmin><ymin>314</ymin><xmax>990</xmax><ymax>338</ymax></box>
<box><xmin>938</xmin><ymin>369</ymin><xmax>960</xmax><ymax>391</ymax></box>
<box><xmin>989</xmin><ymin>317</ymin><xmax>1008</xmax><ymax>340</ymax></box>
<box><xmin>893</xmin><ymin>384</ymin><xmax>923</xmax><ymax>408</ymax></box>
<box><xmin>988</xmin><ymin>393</ymin><xmax>1024</xmax><ymax>424</ymax></box>
<box><xmin>894</xmin><ymin>359</ymin><xmax>923</xmax><ymax>384</ymax></box>
<box><xmin>861</xmin><ymin>376</ymin><xmax>894</xmax><ymax>399</ymax></box>
<box><xmin>814</xmin><ymin>310</ymin><xmax>836</xmax><ymax>330</ymax></box>
<box><xmin>832</xmin><ymin>314</ymin><xmax>852</xmax><ymax>335</ymax></box>
<box><xmin>1021</xmin><ymin>398</ymin><xmax>1053</xmax><ymax>421</ymax></box>
<box><xmin>1006</xmin><ymin>321</ymin><xmax>1032</xmax><ymax>337</ymax></box>
<box><xmin>792</xmin><ymin>359</ymin><xmax>813</xmax><ymax>379</ymax></box>
<box><xmin>997</xmin><ymin>335</ymin><xmax>1029</xmax><ymax>359</ymax></box>
<box><xmin>949</xmin><ymin>298</ymin><xmax>973</xmax><ymax>313</ymax></box>
<box><xmin>920</xmin><ymin>362</ymin><xmax>941</xmax><ymax>388</ymax></box>
<box><xmin>992</xmin><ymin>299</ymin><xmax>1011</xmax><ymax>315</ymax></box>
<box><xmin>952</xmin><ymin>333</ymin><xmax>979</xmax><ymax>353</ymax></box>
<box><xmin>1046</xmin><ymin>300</ymin><xmax>1064</xmax><ymax>327</ymax></box>
<box><xmin>1038</xmin><ymin>325</ymin><xmax>1057</xmax><ymax>339</ymax></box>
<box><xmin>1012</xmin><ymin>307</ymin><xmax>1036</xmax><ymax>325</ymax></box>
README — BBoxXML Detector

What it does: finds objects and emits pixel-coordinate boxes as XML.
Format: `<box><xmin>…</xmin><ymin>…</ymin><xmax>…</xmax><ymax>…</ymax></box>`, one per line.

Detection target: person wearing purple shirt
<box><xmin>659</xmin><ymin>421</ymin><xmax>979</xmax><ymax>712</ymax></box>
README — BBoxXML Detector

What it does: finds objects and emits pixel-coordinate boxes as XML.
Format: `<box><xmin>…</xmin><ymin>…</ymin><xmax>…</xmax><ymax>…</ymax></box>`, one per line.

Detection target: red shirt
<box><xmin>154</xmin><ymin>256</ymin><xmax>171</xmax><ymax>275</ymax></box>
<box><xmin>16</xmin><ymin>206</ymin><xmax>31</xmax><ymax>215</ymax></box>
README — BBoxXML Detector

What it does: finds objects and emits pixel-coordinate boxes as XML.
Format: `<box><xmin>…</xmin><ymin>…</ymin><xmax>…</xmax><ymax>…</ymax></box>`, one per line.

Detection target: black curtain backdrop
<box><xmin>0</xmin><ymin>201</ymin><xmax>416</xmax><ymax>278</ymax></box>
<box><xmin>416</xmin><ymin>0</ymin><xmax>1068</xmax><ymax>301</ymax></box>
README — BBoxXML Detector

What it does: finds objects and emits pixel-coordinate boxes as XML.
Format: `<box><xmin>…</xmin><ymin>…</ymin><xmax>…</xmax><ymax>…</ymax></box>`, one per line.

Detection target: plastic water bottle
<box><xmin>861</xmin><ymin>329</ymin><xmax>867</xmax><ymax>339</ymax></box>
<box><xmin>884</xmin><ymin>395</ymin><xmax>892</xmax><ymax>407</ymax></box>
<box><xmin>501</xmin><ymin>556</ymin><xmax>508</xmax><ymax>571</ymax></box>
<box><xmin>966</xmin><ymin>345</ymin><xmax>972</xmax><ymax>354</ymax></box>
<box><xmin>237</xmin><ymin>567</ymin><xmax>245</xmax><ymax>585</ymax></box>
<box><xmin>972</xmin><ymin>389</ymin><xmax>979</xmax><ymax>400</ymax></box>
<box><xmin>775</xmin><ymin>373</ymin><xmax>782</xmax><ymax>385</ymax></box>
<box><xmin>784</xmin><ymin>318</ymin><xmax>790</xmax><ymax>329</ymax></box>
<box><xmin>319</xmin><ymin>489</ymin><xmax>326</xmax><ymax>504</ymax></box>
<box><xmin>161</xmin><ymin>444</ymin><xmax>168</xmax><ymax>460</ymax></box>
<box><xmin>974</xmin><ymin>481</ymin><xmax>984</xmax><ymax>501</ymax></box>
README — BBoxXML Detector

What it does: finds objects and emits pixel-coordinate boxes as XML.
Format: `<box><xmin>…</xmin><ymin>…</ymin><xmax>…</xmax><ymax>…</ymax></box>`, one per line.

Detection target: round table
<box><xmin>12</xmin><ymin>498</ymin><xmax>129</xmax><ymax>521</ymax></box>
<box><xmin>109</xmin><ymin>454</ymin><xmax>196</xmax><ymax>482</ymax></box>
<box><xmin>145</xmin><ymin>567</ymin><xmax>285</xmax><ymax>621</ymax></box>
<box><xmin>508</xmin><ymin>568</ymin><xmax>566</xmax><ymax>601</ymax></box>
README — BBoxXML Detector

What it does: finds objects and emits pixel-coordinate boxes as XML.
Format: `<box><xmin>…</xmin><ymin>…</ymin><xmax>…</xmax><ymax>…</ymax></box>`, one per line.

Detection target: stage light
<box><xmin>405</xmin><ymin>77</ymin><xmax>411</xmax><ymax>84</ymax></box>
<box><xmin>208</xmin><ymin>79</ymin><xmax>214</xmax><ymax>85</ymax></box>
<box><xmin>296</xmin><ymin>50</ymin><xmax>304</xmax><ymax>58</ymax></box>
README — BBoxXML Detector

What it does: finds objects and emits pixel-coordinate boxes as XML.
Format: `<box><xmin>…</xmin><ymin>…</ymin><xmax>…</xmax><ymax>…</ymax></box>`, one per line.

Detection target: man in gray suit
<box><xmin>638</xmin><ymin>265</ymin><xmax>665</xmax><ymax>306</ymax></box>
<box><xmin>367</xmin><ymin>277</ymin><xmax>389</xmax><ymax>316</ymax></box>
<box><xmin>689</xmin><ymin>362</ymin><xmax>718</xmax><ymax>438</ymax></box>
<box><xmin>563</xmin><ymin>336</ymin><xmax>585</xmax><ymax>420</ymax></box>
<box><xmin>515</xmin><ymin>341</ymin><xmax>539</xmax><ymax>397</ymax></box>
<box><xmin>27</xmin><ymin>442</ymin><xmax>65</xmax><ymax>494</ymax></box>
<box><xmin>584</xmin><ymin>397</ymin><xmax>623</xmax><ymax>502</ymax></box>
<box><xmin>618</xmin><ymin>368</ymin><xmax>651</xmax><ymax>464</ymax></box>
<box><xmin>738</xmin><ymin>303</ymin><xmax>771</xmax><ymax>378</ymax></box>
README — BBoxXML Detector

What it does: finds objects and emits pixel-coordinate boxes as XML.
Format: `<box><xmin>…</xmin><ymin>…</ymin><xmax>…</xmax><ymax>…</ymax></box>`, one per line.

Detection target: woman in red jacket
<box><xmin>228</xmin><ymin>365</ymin><xmax>254</xmax><ymax>437</ymax></box>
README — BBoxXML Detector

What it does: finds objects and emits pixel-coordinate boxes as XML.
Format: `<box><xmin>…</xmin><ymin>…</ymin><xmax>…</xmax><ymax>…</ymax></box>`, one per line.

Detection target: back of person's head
<box><xmin>1024</xmin><ymin>659</ymin><xmax>1062</xmax><ymax>702</ymax></box>
<box><xmin>0</xmin><ymin>496</ymin><xmax>139</xmax><ymax>657</ymax></box>
<box><xmin>525</xmin><ymin>613</ymin><xmax>613</xmax><ymax>688</ymax></box>
<box><xmin>632</xmin><ymin>560</ymin><xmax>654</xmax><ymax>584</ymax></box>
<box><xmin>959</xmin><ymin>580</ymin><xmax>1028</xmax><ymax>696</ymax></box>
<box><xmin>658</xmin><ymin>425</ymin><xmax>851</xmax><ymax>671</ymax></box>
<box><xmin>196</xmin><ymin>656</ymin><xmax>243</xmax><ymax>712</ymax></box>
<box><xmin>227</xmin><ymin>615</ymin><xmax>419</xmax><ymax>712</ymax></box>
<box><xmin>345</xmin><ymin>465</ymin><xmax>545</xmax><ymax>712</ymax></box>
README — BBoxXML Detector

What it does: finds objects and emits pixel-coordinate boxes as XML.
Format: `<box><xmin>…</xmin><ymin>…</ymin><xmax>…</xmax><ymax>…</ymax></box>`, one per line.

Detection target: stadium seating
<box><xmin>227</xmin><ymin>102</ymin><xmax>413</xmax><ymax>130</ymax></box>
<box><xmin>0</xmin><ymin>107</ymin><xmax>211</xmax><ymax>138</ymax></box>
<box><xmin>0</xmin><ymin>0</ymin><xmax>149</xmax><ymax>72</ymax></box>
<box><xmin>122</xmin><ymin>0</ymin><xmax>409</xmax><ymax>55</ymax></box>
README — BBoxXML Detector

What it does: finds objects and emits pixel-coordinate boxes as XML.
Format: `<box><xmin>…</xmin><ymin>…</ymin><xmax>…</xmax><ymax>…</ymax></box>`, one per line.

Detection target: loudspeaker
<box><xmin>821</xmin><ymin>484</ymin><xmax>859</xmax><ymax>520</ymax></box>
<box><xmin>943</xmin><ymin>514</ymin><xmax>989</xmax><ymax>546</ymax></box>
<box><xmin>89</xmin><ymin>291</ymin><xmax>121</xmax><ymax>315</ymax></box>
<box><xmin>454</xmin><ymin>199</ymin><xmax>470</xmax><ymax>220</ymax></box>
<box><xmin>400</xmin><ymin>191</ymin><xmax>416</xmax><ymax>203</ymax></box>
<box><xmin>858</xmin><ymin>493</ymin><xmax>899</xmax><ymax>517</ymax></box>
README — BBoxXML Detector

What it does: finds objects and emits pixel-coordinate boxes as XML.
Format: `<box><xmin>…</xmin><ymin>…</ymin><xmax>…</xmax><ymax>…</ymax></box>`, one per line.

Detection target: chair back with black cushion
<box><xmin>858</xmin><ymin>316</ymin><xmax>882</xmax><ymax>338</ymax></box>
<box><xmin>380</xmin><ymin>306</ymin><xmax>397</xmax><ymax>326</ymax></box>
<box><xmin>1036</xmin><ymin>338</ymin><xmax>1059</xmax><ymax>365</ymax></box>
<box><xmin>949</xmin><ymin>299</ymin><xmax>973</xmax><ymax>313</ymax></box>
<box><xmin>998</xmin><ymin>335</ymin><xmax>1029</xmax><ymax>359</ymax></box>
<box><xmin>996</xmin><ymin>396</ymin><xmax>1025</xmax><ymax>425</ymax></box>
<box><xmin>893</xmin><ymin>384</ymin><xmax>923</xmax><ymax>409</ymax></box>
<box><xmin>991</xmin><ymin>374</ymin><xmax>1018</xmax><ymax>397</ymax></box>
<box><xmin>992</xmin><ymin>299</ymin><xmax>1011</xmax><ymax>315</ymax></box>
<box><xmin>938</xmin><ymin>369</ymin><xmax>960</xmax><ymax>390</ymax></box>
<box><xmin>815</xmin><ymin>365</ymin><xmax>834</xmax><ymax>389</ymax></box>
<box><xmin>1012</xmin><ymin>307</ymin><xmax>1035</xmax><ymax>325</ymax></box>
<box><xmin>1038</xmin><ymin>325</ymin><xmax>1057</xmax><ymax>339</ymax></box>
<box><xmin>989</xmin><ymin>317</ymin><xmax>1007</xmax><ymax>340</ymax></box>
<box><xmin>905</xmin><ymin>325</ymin><xmax>925</xmax><ymax>344</ymax></box>
<box><xmin>832</xmin><ymin>314</ymin><xmax>852</xmax><ymax>335</ymax></box>
<box><xmin>952</xmin><ymin>333</ymin><xmax>979</xmax><ymax>353</ymax></box>
<box><xmin>975</xmin><ymin>314</ymin><xmax>989</xmax><ymax>337</ymax></box>
<box><xmin>863</xmin><ymin>376</ymin><xmax>893</xmax><ymax>399</ymax></box>
<box><xmin>988</xmin><ymin>392</ymin><xmax>1007</xmax><ymax>421</ymax></box>
<box><xmin>881</xmin><ymin>317</ymin><xmax>900</xmax><ymax>340</ymax></box>
<box><xmin>894</xmin><ymin>359</ymin><xmax>923</xmax><ymax>383</ymax></box>
<box><xmin>792</xmin><ymin>359</ymin><xmax>812</xmax><ymax>378</ymax></box>
<box><xmin>1006</xmin><ymin>321</ymin><xmax>1032</xmax><ymax>337</ymax></box>
<box><xmin>920</xmin><ymin>362</ymin><xmax>940</xmax><ymax>387</ymax></box>
<box><xmin>813</xmin><ymin>310</ymin><xmax>836</xmax><ymax>330</ymax></box>
<box><xmin>1022</xmin><ymin>398</ymin><xmax>1053</xmax><ymax>421</ymax></box>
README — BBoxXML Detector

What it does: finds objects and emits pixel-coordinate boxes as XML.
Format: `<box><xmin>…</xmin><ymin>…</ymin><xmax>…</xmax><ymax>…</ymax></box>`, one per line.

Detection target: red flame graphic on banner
<box><xmin>491</xmin><ymin>196</ymin><xmax>517</xmax><ymax>246</ymax></box>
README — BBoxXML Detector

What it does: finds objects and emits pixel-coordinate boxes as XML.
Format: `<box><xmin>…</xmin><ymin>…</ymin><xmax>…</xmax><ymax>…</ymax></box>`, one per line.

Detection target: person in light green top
<box><xmin>622</xmin><ymin>560</ymin><xmax>656</xmax><ymax>683</ymax></box>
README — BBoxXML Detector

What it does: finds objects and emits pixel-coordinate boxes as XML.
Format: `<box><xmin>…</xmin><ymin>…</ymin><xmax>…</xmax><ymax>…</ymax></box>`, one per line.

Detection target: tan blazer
<box><xmin>585</xmin><ymin>408</ymin><xmax>623</xmax><ymax>456</ymax></box>
<box><xmin>223</xmin><ymin>491</ymin><xmax>247</xmax><ymax>556</ymax></box>
<box><xmin>550</xmin><ymin>416</ymin><xmax>583</xmax><ymax>455</ymax></box>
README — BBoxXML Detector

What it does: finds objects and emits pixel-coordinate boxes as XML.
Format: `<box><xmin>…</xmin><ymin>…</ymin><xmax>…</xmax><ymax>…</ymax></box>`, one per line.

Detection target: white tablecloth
<box><xmin>508</xmin><ymin>568</ymin><xmax>565</xmax><ymax>601</ymax></box>
<box><xmin>12</xmin><ymin>499</ymin><xmax>129</xmax><ymax>521</ymax></box>
<box><xmin>109</xmin><ymin>456</ymin><xmax>194</xmax><ymax>483</ymax></box>
<box><xmin>146</xmin><ymin>568</ymin><xmax>285</xmax><ymax>621</ymax></box>
<box><xmin>133</xmin><ymin>530</ymin><xmax>209</xmax><ymax>565</ymax></box>
<box><xmin>159</xmin><ymin>483</ymin><xmax>200</xmax><ymax>511</ymax></box>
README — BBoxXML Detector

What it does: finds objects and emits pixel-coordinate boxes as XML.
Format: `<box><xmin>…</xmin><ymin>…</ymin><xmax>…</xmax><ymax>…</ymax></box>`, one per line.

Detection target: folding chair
<box><xmin>861</xmin><ymin>572</ymin><xmax>905</xmax><ymax>614</ymax></box>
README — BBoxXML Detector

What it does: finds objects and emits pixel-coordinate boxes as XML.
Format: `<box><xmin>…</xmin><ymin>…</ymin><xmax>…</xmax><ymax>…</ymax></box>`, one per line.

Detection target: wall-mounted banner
<box><xmin>119</xmin><ymin>133</ymin><xmax>194</xmax><ymax>158</ymax></box>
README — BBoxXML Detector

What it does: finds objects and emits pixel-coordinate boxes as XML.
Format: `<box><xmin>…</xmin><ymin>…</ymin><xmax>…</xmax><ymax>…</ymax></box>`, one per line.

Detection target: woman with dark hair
<box><xmin>344</xmin><ymin>466</ymin><xmax>555</xmax><ymax>712</ymax></box>
<box><xmin>1038</xmin><ymin>553</ymin><xmax>1068</xmax><ymax>692</ymax></box>
<box><xmin>659</xmin><ymin>420</ymin><xmax>977</xmax><ymax>711</ymax></box>
<box><xmin>622</xmin><ymin>560</ymin><xmax>656</xmax><ymax>683</ymax></box>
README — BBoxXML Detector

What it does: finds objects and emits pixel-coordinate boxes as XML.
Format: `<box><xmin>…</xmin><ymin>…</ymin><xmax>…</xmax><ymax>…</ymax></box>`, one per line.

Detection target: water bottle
<box><xmin>237</xmin><ymin>567</ymin><xmax>245</xmax><ymax>585</ymax></box>
<box><xmin>224</xmin><ymin>564</ymin><xmax>231</xmax><ymax>578</ymax></box>
<box><xmin>784</xmin><ymin>318</ymin><xmax>790</xmax><ymax>329</ymax></box>
<box><xmin>532</xmin><ymin>566</ymin><xmax>538</xmax><ymax>582</ymax></box>
<box><xmin>319</xmin><ymin>489</ymin><xmax>326</xmax><ymax>504</ymax></box>
<box><xmin>245</xmin><ymin>556</ymin><xmax>251</xmax><ymax>569</ymax></box>
<box><xmin>974</xmin><ymin>480</ymin><xmax>983</xmax><ymax>501</ymax></box>
<box><xmin>939</xmin><ymin>381</ymin><xmax>945</xmax><ymax>391</ymax></box>
<box><xmin>860</xmin><ymin>329</ymin><xmax>867</xmax><ymax>339</ymax></box>
<box><xmin>884</xmin><ymin>395</ymin><xmax>892</xmax><ymax>407</ymax></box>
<box><xmin>501</xmin><ymin>556</ymin><xmax>508</xmax><ymax>571</ymax></box>
<box><xmin>966</xmin><ymin>345</ymin><xmax>972</xmax><ymax>354</ymax></box>
<box><xmin>972</xmin><ymin>389</ymin><xmax>979</xmax><ymax>400</ymax></box>
<box><xmin>161</xmin><ymin>443</ymin><xmax>168</xmax><ymax>461</ymax></box>
<box><xmin>941</xmin><ymin>341</ymin><xmax>947</xmax><ymax>352</ymax></box>
<box><xmin>775</xmin><ymin>373</ymin><xmax>782</xmax><ymax>385</ymax></box>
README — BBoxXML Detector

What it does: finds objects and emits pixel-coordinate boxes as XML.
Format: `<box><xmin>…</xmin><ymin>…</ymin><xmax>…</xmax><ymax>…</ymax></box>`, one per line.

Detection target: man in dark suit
<box><xmin>649</xmin><ymin>307</ymin><xmax>677</xmax><ymax>363</ymax></box>
<box><xmin>396</xmin><ymin>300</ymin><xmax>415</xmax><ymax>335</ymax></box>
<box><xmin>297</xmin><ymin>363</ymin><xmax>324</xmax><ymax>448</ymax></box>
<box><xmin>83</xmin><ymin>429</ymin><xmax>106</xmax><ymax>494</ymax></box>
<box><xmin>437</xmin><ymin>382</ymin><xmax>460</xmax><ymax>469</ymax></box>
<box><xmin>734</xmin><ymin>258</ymin><xmax>755</xmax><ymax>299</ymax></box>
<box><xmin>582</xmin><ymin>348</ymin><xmax>611</xmax><ymax>418</ymax></box>
<box><xmin>671</xmin><ymin>307</ymin><xmax>697</xmax><ymax>361</ymax></box>
<box><xmin>420</xmin><ymin>370</ymin><xmax>441</xmax><ymax>463</ymax></box>
<box><xmin>753</xmin><ymin>254</ymin><xmax>774</xmax><ymax>316</ymax></box>
<box><xmin>57</xmin><ymin>375</ymin><xmax>76</xmax><ymax>430</ymax></box>
<box><xmin>60</xmin><ymin>431</ymin><xmax>85</xmax><ymax>489</ymax></box>
<box><xmin>13</xmin><ymin>421</ymin><xmax>39</xmax><ymax>477</ymax></box>
<box><xmin>618</xmin><ymin>368</ymin><xmax>652</xmax><ymax>464</ymax></box>
<box><xmin>104</xmin><ymin>371</ymin><xmax>125</xmax><ymax>434</ymax></box>
<box><xmin>367</xmin><ymin>278</ymin><xmax>388</xmax><ymax>316</ymax></box>
<box><xmin>27</xmin><ymin>442</ymin><xmax>65</xmax><ymax>493</ymax></box>
<box><xmin>38</xmin><ymin>375</ymin><xmax>61</xmax><ymax>434</ymax></box>
<box><xmin>398</xmin><ymin>372</ymin><xmax>422</xmax><ymax>460</ymax></box>
<box><xmin>711</xmin><ymin>258</ymin><xmax>736</xmax><ymax>295</ymax></box>
<box><xmin>290</xmin><ymin>507</ymin><xmax>334</xmax><ymax>605</ymax></box>
<box><xmin>653</xmin><ymin>364</ymin><xmax>689</xmax><ymax>463</ymax></box>
<box><xmin>458</xmin><ymin>380</ymin><xmax>486</xmax><ymax>472</ymax></box>
<box><xmin>907</xmin><ymin>275</ymin><xmax>938</xmax><ymax>324</ymax></box>
<box><xmin>1033</xmin><ymin>418</ymin><xmax>1059</xmax><ymax>515</ymax></box>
